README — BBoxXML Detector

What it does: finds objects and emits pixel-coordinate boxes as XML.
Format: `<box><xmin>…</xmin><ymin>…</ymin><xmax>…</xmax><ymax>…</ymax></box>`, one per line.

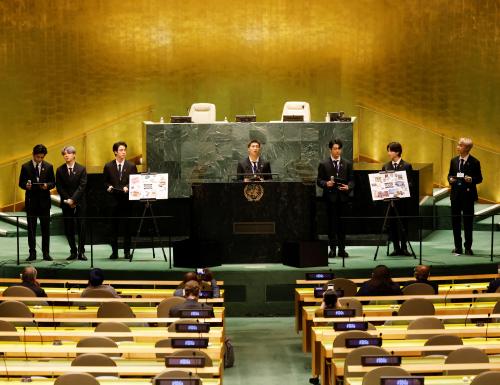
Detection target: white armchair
<box><xmin>281</xmin><ymin>101</ymin><xmax>311</xmax><ymax>122</ymax></box>
<box><xmin>188</xmin><ymin>103</ymin><xmax>216</xmax><ymax>123</ymax></box>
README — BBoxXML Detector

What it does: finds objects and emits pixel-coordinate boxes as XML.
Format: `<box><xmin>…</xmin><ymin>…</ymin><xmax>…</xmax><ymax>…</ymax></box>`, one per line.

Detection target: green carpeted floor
<box><xmin>224</xmin><ymin>317</ymin><xmax>310</xmax><ymax>385</ymax></box>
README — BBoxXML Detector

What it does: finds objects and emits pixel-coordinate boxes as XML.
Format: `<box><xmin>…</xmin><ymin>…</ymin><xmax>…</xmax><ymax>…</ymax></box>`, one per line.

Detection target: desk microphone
<box><xmin>464</xmin><ymin>303</ymin><xmax>473</xmax><ymax>326</ymax></box>
<box><xmin>485</xmin><ymin>313</ymin><xmax>491</xmax><ymax>341</ymax></box>
<box><xmin>22</xmin><ymin>327</ymin><xmax>28</xmax><ymax>361</ymax></box>
<box><xmin>65</xmin><ymin>282</ymin><xmax>71</xmax><ymax>309</ymax></box>
<box><xmin>51</xmin><ymin>300</ymin><xmax>56</xmax><ymax>330</ymax></box>
<box><xmin>0</xmin><ymin>352</ymin><xmax>9</xmax><ymax>381</ymax></box>
<box><xmin>33</xmin><ymin>320</ymin><xmax>43</xmax><ymax>345</ymax></box>
<box><xmin>444</xmin><ymin>285</ymin><xmax>453</xmax><ymax>307</ymax></box>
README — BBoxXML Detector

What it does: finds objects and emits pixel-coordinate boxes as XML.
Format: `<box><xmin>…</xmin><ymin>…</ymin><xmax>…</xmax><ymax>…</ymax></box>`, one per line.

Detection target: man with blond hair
<box><xmin>56</xmin><ymin>146</ymin><xmax>88</xmax><ymax>260</ymax></box>
<box><xmin>448</xmin><ymin>137</ymin><xmax>482</xmax><ymax>255</ymax></box>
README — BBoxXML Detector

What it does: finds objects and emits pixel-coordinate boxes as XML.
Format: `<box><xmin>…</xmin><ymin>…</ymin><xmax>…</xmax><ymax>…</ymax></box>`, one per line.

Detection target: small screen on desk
<box><xmin>179</xmin><ymin>309</ymin><xmax>214</xmax><ymax>318</ymax></box>
<box><xmin>155</xmin><ymin>379</ymin><xmax>200</xmax><ymax>385</ymax></box>
<box><xmin>345</xmin><ymin>337</ymin><xmax>382</xmax><ymax>348</ymax></box>
<box><xmin>171</xmin><ymin>338</ymin><xmax>209</xmax><ymax>348</ymax></box>
<box><xmin>199</xmin><ymin>290</ymin><xmax>214</xmax><ymax>298</ymax></box>
<box><xmin>314</xmin><ymin>288</ymin><xmax>344</xmax><ymax>298</ymax></box>
<box><xmin>306</xmin><ymin>273</ymin><xmax>335</xmax><ymax>280</ymax></box>
<box><xmin>333</xmin><ymin>322</ymin><xmax>368</xmax><ymax>331</ymax></box>
<box><xmin>165</xmin><ymin>356</ymin><xmax>206</xmax><ymax>368</ymax></box>
<box><xmin>380</xmin><ymin>376</ymin><xmax>424</xmax><ymax>385</ymax></box>
<box><xmin>361</xmin><ymin>355</ymin><xmax>401</xmax><ymax>366</ymax></box>
<box><xmin>175</xmin><ymin>323</ymin><xmax>210</xmax><ymax>333</ymax></box>
<box><xmin>324</xmin><ymin>308</ymin><xmax>356</xmax><ymax>318</ymax></box>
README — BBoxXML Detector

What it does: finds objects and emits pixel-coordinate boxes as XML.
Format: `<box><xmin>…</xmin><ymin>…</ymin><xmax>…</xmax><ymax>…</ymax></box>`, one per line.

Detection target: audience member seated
<box><xmin>169</xmin><ymin>280</ymin><xmax>212</xmax><ymax>317</ymax></box>
<box><xmin>81</xmin><ymin>268</ymin><xmax>120</xmax><ymax>298</ymax></box>
<box><xmin>403</xmin><ymin>265</ymin><xmax>438</xmax><ymax>294</ymax></box>
<box><xmin>356</xmin><ymin>265</ymin><xmax>403</xmax><ymax>297</ymax></box>
<box><xmin>20</xmin><ymin>266</ymin><xmax>47</xmax><ymax>297</ymax></box>
<box><xmin>486</xmin><ymin>278</ymin><xmax>500</xmax><ymax>293</ymax></box>
<box><xmin>174</xmin><ymin>269</ymin><xmax>220</xmax><ymax>297</ymax></box>
<box><xmin>314</xmin><ymin>290</ymin><xmax>341</xmax><ymax>317</ymax></box>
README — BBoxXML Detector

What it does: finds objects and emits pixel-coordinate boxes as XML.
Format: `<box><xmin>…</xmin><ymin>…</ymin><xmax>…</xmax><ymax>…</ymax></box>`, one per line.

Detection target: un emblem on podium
<box><xmin>244</xmin><ymin>183</ymin><xmax>264</xmax><ymax>202</ymax></box>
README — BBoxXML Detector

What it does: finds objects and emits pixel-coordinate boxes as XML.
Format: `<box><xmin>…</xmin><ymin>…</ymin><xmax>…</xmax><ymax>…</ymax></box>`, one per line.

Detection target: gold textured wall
<box><xmin>0</xmin><ymin>0</ymin><xmax>498</xmax><ymax>205</ymax></box>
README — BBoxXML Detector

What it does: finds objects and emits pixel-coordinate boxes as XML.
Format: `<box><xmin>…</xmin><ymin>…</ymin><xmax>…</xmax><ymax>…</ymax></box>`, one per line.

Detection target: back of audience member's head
<box><xmin>323</xmin><ymin>290</ymin><xmax>338</xmax><ymax>309</ymax></box>
<box><xmin>21</xmin><ymin>266</ymin><xmax>38</xmax><ymax>285</ymax></box>
<box><xmin>370</xmin><ymin>265</ymin><xmax>394</xmax><ymax>286</ymax></box>
<box><xmin>202</xmin><ymin>268</ymin><xmax>214</xmax><ymax>282</ymax></box>
<box><xmin>88</xmin><ymin>268</ymin><xmax>105</xmax><ymax>287</ymax></box>
<box><xmin>183</xmin><ymin>271</ymin><xmax>199</xmax><ymax>283</ymax></box>
<box><xmin>414</xmin><ymin>265</ymin><xmax>431</xmax><ymax>281</ymax></box>
<box><xmin>184</xmin><ymin>280</ymin><xmax>200</xmax><ymax>298</ymax></box>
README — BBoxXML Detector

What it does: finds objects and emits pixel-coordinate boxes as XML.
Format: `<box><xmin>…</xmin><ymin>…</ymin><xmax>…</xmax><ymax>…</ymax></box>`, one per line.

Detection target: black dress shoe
<box><xmin>43</xmin><ymin>255</ymin><xmax>53</xmax><ymax>261</ymax></box>
<box><xmin>400</xmin><ymin>249</ymin><xmax>412</xmax><ymax>256</ymax></box>
<box><xmin>67</xmin><ymin>254</ymin><xmax>77</xmax><ymax>261</ymax></box>
<box><xmin>309</xmin><ymin>377</ymin><xmax>320</xmax><ymax>385</ymax></box>
<box><xmin>124</xmin><ymin>253</ymin><xmax>131</xmax><ymax>260</ymax></box>
<box><xmin>109</xmin><ymin>253</ymin><xmax>118</xmax><ymax>260</ymax></box>
<box><xmin>328</xmin><ymin>249</ymin><xmax>336</xmax><ymax>258</ymax></box>
<box><xmin>389</xmin><ymin>250</ymin><xmax>401</xmax><ymax>256</ymax></box>
<box><xmin>26</xmin><ymin>255</ymin><xmax>36</xmax><ymax>262</ymax></box>
<box><xmin>338</xmin><ymin>250</ymin><xmax>349</xmax><ymax>258</ymax></box>
<box><xmin>464</xmin><ymin>249</ymin><xmax>474</xmax><ymax>255</ymax></box>
<box><xmin>452</xmin><ymin>248</ymin><xmax>463</xmax><ymax>255</ymax></box>
<box><xmin>78</xmin><ymin>254</ymin><xmax>88</xmax><ymax>261</ymax></box>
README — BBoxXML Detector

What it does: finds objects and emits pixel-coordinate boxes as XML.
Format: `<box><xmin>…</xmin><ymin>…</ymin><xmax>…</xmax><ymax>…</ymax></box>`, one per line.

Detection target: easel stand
<box><xmin>374</xmin><ymin>198</ymin><xmax>416</xmax><ymax>260</ymax></box>
<box><xmin>130</xmin><ymin>199</ymin><xmax>170</xmax><ymax>267</ymax></box>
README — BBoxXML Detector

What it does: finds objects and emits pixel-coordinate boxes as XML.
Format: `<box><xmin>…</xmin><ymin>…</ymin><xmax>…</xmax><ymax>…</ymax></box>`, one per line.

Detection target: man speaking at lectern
<box><xmin>237</xmin><ymin>139</ymin><xmax>272</xmax><ymax>181</ymax></box>
<box><xmin>317</xmin><ymin>139</ymin><xmax>354</xmax><ymax>258</ymax></box>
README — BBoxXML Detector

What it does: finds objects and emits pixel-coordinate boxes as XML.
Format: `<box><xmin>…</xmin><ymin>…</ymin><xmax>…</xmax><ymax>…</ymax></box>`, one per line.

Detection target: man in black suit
<box><xmin>56</xmin><ymin>146</ymin><xmax>87</xmax><ymax>261</ymax></box>
<box><xmin>382</xmin><ymin>142</ymin><xmax>413</xmax><ymax>256</ymax></box>
<box><xmin>448</xmin><ymin>137</ymin><xmax>482</xmax><ymax>255</ymax></box>
<box><xmin>18</xmin><ymin>144</ymin><xmax>55</xmax><ymax>261</ymax></box>
<box><xmin>236</xmin><ymin>139</ymin><xmax>272</xmax><ymax>181</ymax></box>
<box><xmin>103</xmin><ymin>141</ymin><xmax>138</xmax><ymax>259</ymax></box>
<box><xmin>317</xmin><ymin>139</ymin><xmax>354</xmax><ymax>258</ymax></box>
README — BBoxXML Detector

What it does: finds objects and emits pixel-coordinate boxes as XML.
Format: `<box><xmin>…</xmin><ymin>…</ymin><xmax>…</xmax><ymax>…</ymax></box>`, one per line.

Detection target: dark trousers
<box><xmin>451</xmin><ymin>195</ymin><xmax>474</xmax><ymax>250</ymax></box>
<box><xmin>109</xmin><ymin>199</ymin><xmax>132</xmax><ymax>254</ymax></box>
<box><xmin>26</xmin><ymin>207</ymin><xmax>50</xmax><ymax>256</ymax></box>
<box><xmin>326</xmin><ymin>200</ymin><xmax>347</xmax><ymax>251</ymax></box>
<box><xmin>62</xmin><ymin>205</ymin><xmax>86</xmax><ymax>255</ymax></box>
<box><xmin>387</xmin><ymin>204</ymin><xmax>409</xmax><ymax>252</ymax></box>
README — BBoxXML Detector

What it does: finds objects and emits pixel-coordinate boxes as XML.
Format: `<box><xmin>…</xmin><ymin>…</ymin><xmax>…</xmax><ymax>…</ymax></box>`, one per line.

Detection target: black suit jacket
<box><xmin>316</xmin><ymin>157</ymin><xmax>354</xmax><ymax>203</ymax></box>
<box><xmin>56</xmin><ymin>162</ymin><xmax>87</xmax><ymax>207</ymax></box>
<box><xmin>447</xmin><ymin>155</ymin><xmax>482</xmax><ymax>202</ymax></box>
<box><xmin>382</xmin><ymin>159</ymin><xmax>413</xmax><ymax>181</ymax></box>
<box><xmin>18</xmin><ymin>160</ymin><xmax>55</xmax><ymax>211</ymax></box>
<box><xmin>103</xmin><ymin>159</ymin><xmax>138</xmax><ymax>192</ymax></box>
<box><xmin>236</xmin><ymin>157</ymin><xmax>272</xmax><ymax>180</ymax></box>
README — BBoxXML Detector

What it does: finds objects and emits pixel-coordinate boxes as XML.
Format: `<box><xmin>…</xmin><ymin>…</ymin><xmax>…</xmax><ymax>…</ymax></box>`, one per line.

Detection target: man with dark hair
<box><xmin>448</xmin><ymin>137</ymin><xmax>482</xmax><ymax>255</ymax></box>
<box><xmin>103</xmin><ymin>141</ymin><xmax>138</xmax><ymax>259</ymax></box>
<box><xmin>81</xmin><ymin>268</ymin><xmax>120</xmax><ymax>297</ymax></box>
<box><xmin>20</xmin><ymin>266</ymin><xmax>47</xmax><ymax>297</ymax></box>
<box><xmin>56</xmin><ymin>146</ymin><xmax>87</xmax><ymax>261</ymax></box>
<box><xmin>236</xmin><ymin>139</ymin><xmax>272</xmax><ymax>181</ymax></box>
<box><xmin>169</xmin><ymin>280</ymin><xmax>213</xmax><ymax>317</ymax></box>
<box><xmin>403</xmin><ymin>265</ymin><xmax>438</xmax><ymax>294</ymax></box>
<box><xmin>317</xmin><ymin>138</ymin><xmax>354</xmax><ymax>258</ymax></box>
<box><xmin>382</xmin><ymin>141</ymin><xmax>413</xmax><ymax>256</ymax></box>
<box><xmin>18</xmin><ymin>144</ymin><xmax>55</xmax><ymax>261</ymax></box>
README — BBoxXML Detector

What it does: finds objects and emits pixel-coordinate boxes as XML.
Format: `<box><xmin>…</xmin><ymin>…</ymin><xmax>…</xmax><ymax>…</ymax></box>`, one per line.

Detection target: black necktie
<box><xmin>118</xmin><ymin>164</ymin><xmax>122</xmax><ymax>179</ymax></box>
<box><xmin>393</xmin><ymin>162</ymin><xmax>398</xmax><ymax>170</ymax></box>
<box><xmin>68</xmin><ymin>167</ymin><xmax>72</xmax><ymax>176</ymax></box>
<box><xmin>459</xmin><ymin>159</ymin><xmax>464</xmax><ymax>172</ymax></box>
<box><xmin>35</xmin><ymin>164</ymin><xmax>40</xmax><ymax>179</ymax></box>
<box><xmin>252</xmin><ymin>162</ymin><xmax>257</xmax><ymax>174</ymax></box>
<box><xmin>333</xmin><ymin>160</ymin><xmax>339</xmax><ymax>176</ymax></box>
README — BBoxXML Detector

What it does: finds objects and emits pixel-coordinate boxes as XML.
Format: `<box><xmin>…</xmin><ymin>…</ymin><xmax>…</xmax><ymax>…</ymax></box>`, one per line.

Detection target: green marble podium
<box><xmin>143</xmin><ymin>121</ymin><xmax>354</xmax><ymax>198</ymax></box>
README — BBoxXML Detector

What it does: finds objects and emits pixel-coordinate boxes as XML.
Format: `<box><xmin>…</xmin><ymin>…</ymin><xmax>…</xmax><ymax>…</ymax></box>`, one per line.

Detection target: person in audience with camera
<box><xmin>169</xmin><ymin>280</ymin><xmax>213</xmax><ymax>317</ymax></box>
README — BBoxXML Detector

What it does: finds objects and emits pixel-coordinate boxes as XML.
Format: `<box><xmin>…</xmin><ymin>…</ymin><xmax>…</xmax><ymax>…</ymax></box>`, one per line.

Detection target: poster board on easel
<box><xmin>128</xmin><ymin>173</ymin><xmax>169</xmax><ymax>201</ymax></box>
<box><xmin>368</xmin><ymin>171</ymin><xmax>410</xmax><ymax>201</ymax></box>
